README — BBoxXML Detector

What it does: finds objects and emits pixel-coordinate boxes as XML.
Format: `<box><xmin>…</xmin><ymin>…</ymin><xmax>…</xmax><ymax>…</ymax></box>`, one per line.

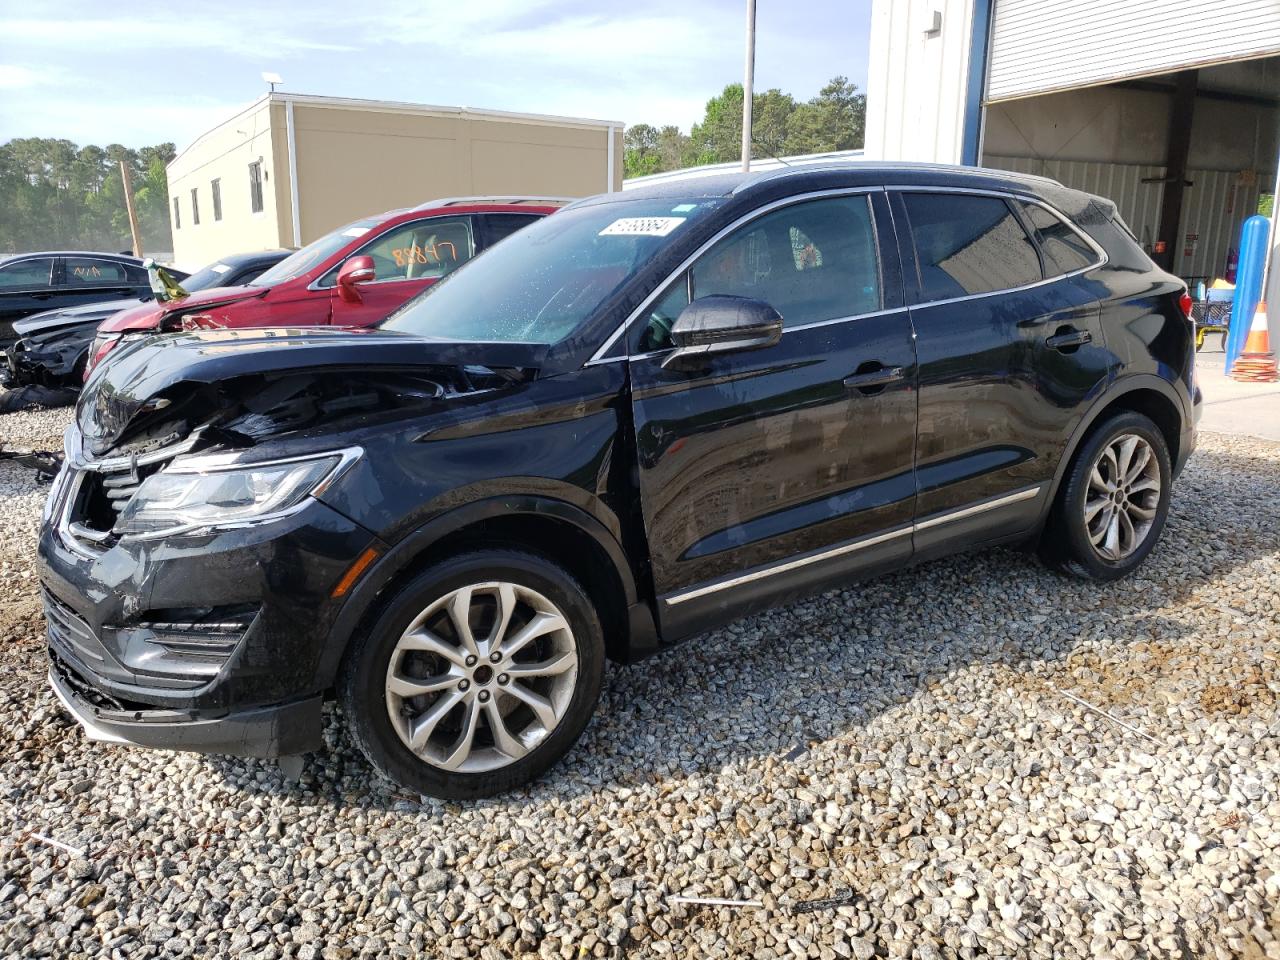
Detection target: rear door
<box><xmin>326</xmin><ymin>215</ymin><xmax>478</xmax><ymax>327</ymax></box>
<box><xmin>58</xmin><ymin>257</ymin><xmax>141</xmax><ymax>310</ymax></box>
<box><xmin>892</xmin><ymin>189</ymin><xmax>1108</xmax><ymax>555</ymax></box>
<box><xmin>626</xmin><ymin>190</ymin><xmax>918</xmax><ymax>639</ymax></box>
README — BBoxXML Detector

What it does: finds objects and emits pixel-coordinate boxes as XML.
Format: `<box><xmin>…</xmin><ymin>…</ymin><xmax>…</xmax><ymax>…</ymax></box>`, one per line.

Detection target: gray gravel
<box><xmin>1</xmin><ymin>408</ymin><xmax>1277</xmax><ymax>959</ymax></box>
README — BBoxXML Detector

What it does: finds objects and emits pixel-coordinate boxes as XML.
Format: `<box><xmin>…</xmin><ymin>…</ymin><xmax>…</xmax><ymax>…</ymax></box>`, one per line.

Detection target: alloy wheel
<box><xmin>384</xmin><ymin>581</ymin><xmax>579</xmax><ymax>773</ymax></box>
<box><xmin>1084</xmin><ymin>433</ymin><xmax>1162</xmax><ymax>562</ymax></box>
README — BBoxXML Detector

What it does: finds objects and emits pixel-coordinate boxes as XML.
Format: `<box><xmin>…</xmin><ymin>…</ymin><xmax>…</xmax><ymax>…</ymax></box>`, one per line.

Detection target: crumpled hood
<box><xmin>96</xmin><ymin>284</ymin><xmax>266</xmax><ymax>334</ymax></box>
<box><xmin>77</xmin><ymin>326</ymin><xmax>549</xmax><ymax>453</ymax></box>
<box><xmin>13</xmin><ymin>297</ymin><xmax>144</xmax><ymax>337</ymax></box>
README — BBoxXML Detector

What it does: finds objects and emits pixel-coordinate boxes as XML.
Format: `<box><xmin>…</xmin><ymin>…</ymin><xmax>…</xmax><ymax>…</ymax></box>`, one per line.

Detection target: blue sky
<box><xmin>0</xmin><ymin>0</ymin><xmax>872</xmax><ymax>150</ymax></box>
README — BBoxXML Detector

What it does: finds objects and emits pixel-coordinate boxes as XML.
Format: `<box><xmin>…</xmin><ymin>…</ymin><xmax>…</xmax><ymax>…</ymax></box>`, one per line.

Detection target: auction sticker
<box><xmin>599</xmin><ymin>217</ymin><xmax>686</xmax><ymax>237</ymax></box>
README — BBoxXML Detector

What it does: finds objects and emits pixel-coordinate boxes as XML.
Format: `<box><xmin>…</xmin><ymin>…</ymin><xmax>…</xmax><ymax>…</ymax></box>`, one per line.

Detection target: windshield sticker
<box><xmin>342</xmin><ymin>227</ymin><xmax>371</xmax><ymax>238</ymax></box>
<box><xmin>671</xmin><ymin>204</ymin><xmax>697</xmax><ymax>213</ymax></box>
<box><xmin>599</xmin><ymin>217</ymin><xmax>686</xmax><ymax>237</ymax></box>
<box><xmin>211</xmin><ymin>263</ymin><xmax>231</xmax><ymax>274</ymax></box>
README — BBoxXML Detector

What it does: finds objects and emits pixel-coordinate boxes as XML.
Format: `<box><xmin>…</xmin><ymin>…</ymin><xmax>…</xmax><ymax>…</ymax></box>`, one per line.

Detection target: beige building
<box><xmin>166</xmin><ymin>92</ymin><xmax>624</xmax><ymax>268</ymax></box>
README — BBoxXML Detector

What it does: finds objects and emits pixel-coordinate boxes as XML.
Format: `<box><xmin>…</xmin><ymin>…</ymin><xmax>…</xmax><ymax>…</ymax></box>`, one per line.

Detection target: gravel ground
<box><xmin>0</xmin><ymin>408</ymin><xmax>1277</xmax><ymax>960</ymax></box>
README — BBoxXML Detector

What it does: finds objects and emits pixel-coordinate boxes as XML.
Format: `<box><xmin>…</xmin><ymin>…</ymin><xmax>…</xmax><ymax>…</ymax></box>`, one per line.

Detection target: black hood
<box><xmin>14</xmin><ymin>298</ymin><xmax>142</xmax><ymax>337</ymax></box>
<box><xmin>76</xmin><ymin>327</ymin><xmax>549</xmax><ymax>454</ymax></box>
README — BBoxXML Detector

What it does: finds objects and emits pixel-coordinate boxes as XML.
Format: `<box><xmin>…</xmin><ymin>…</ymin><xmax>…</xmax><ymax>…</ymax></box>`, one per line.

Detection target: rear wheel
<box><xmin>339</xmin><ymin>550</ymin><xmax>604</xmax><ymax>799</ymax></box>
<box><xmin>1041</xmin><ymin>411</ymin><xmax>1172</xmax><ymax>581</ymax></box>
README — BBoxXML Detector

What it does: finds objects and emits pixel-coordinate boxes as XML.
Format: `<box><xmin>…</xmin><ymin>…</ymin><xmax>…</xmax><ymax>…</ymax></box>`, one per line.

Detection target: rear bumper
<box><xmin>49</xmin><ymin>660</ymin><xmax>323</xmax><ymax>758</ymax></box>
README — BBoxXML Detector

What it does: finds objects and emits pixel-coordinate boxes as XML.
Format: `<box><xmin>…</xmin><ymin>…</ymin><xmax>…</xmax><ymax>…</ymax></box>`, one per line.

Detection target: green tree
<box><xmin>0</xmin><ymin>137</ymin><xmax>176</xmax><ymax>255</ymax></box>
<box><xmin>786</xmin><ymin>76</ymin><xmax>866</xmax><ymax>154</ymax></box>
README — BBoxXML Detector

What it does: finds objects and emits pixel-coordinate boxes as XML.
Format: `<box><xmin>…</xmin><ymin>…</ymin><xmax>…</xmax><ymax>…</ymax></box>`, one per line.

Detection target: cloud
<box><xmin>0</xmin><ymin>16</ymin><xmax>356</xmax><ymax>59</ymax></box>
<box><xmin>0</xmin><ymin>64</ymin><xmax>45</xmax><ymax>89</ymax></box>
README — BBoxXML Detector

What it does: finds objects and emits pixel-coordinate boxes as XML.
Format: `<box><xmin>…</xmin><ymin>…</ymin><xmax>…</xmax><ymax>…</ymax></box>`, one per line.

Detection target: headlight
<box><xmin>114</xmin><ymin>449</ymin><xmax>358</xmax><ymax>537</ymax></box>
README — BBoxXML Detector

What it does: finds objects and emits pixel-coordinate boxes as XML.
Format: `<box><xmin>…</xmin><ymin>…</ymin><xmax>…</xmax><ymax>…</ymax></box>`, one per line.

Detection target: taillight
<box><xmin>1179</xmin><ymin>291</ymin><xmax>1193</xmax><ymax>320</ymax></box>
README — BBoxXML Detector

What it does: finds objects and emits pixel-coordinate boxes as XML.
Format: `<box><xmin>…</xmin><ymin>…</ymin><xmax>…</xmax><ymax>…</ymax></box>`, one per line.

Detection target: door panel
<box><xmin>892</xmin><ymin>190</ymin><xmax>1109</xmax><ymax>553</ymax></box>
<box><xmin>627</xmin><ymin>191</ymin><xmax>917</xmax><ymax>639</ymax></box>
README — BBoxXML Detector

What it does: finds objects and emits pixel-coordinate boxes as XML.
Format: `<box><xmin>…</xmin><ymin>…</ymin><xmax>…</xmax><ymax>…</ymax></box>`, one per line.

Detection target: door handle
<box><xmin>843</xmin><ymin>365</ymin><xmax>905</xmax><ymax>393</ymax></box>
<box><xmin>1045</xmin><ymin>328</ymin><xmax>1092</xmax><ymax>351</ymax></box>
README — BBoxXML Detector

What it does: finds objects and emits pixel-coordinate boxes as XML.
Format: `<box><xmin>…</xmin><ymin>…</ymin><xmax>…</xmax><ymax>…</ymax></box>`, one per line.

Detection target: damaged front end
<box><xmin>40</xmin><ymin>327</ymin><xmax>545</xmax><ymax>756</ymax></box>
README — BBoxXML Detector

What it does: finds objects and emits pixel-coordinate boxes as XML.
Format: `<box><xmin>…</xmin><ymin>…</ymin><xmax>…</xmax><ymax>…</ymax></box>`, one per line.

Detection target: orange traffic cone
<box><xmin>1231</xmin><ymin>301</ymin><xmax>1279</xmax><ymax>383</ymax></box>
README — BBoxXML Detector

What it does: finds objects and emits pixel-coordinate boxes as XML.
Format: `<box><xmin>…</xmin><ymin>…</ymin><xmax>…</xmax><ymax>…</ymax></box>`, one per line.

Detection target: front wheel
<box><xmin>339</xmin><ymin>550</ymin><xmax>604</xmax><ymax>799</ymax></box>
<box><xmin>1041</xmin><ymin>411</ymin><xmax>1172</xmax><ymax>581</ymax></box>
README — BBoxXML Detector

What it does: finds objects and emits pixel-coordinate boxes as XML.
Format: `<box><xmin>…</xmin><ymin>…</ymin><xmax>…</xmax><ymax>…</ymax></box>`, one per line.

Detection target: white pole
<box><xmin>741</xmin><ymin>0</ymin><xmax>756</xmax><ymax>173</ymax></box>
<box><xmin>606</xmin><ymin>125</ymin><xmax>616</xmax><ymax>193</ymax></box>
<box><xmin>285</xmin><ymin>98</ymin><xmax>302</xmax><ymax>247</ymax></box>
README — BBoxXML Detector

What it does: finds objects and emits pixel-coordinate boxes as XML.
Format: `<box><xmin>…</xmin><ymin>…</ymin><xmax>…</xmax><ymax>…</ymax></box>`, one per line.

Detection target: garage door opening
<box><xmin>981</xmin><ymin>55</ymin><xmax>1280</xmax><ymax>293</ymax></box>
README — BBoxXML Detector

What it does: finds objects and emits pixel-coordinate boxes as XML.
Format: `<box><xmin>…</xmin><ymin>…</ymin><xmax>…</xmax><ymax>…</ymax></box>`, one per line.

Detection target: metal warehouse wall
<box><xmin>986</xmin><ymin>155</ymin><xmax>1265</xmax><ymax>281</ymax></box>
<box><xmin>988</xmin><ymin>0</ymin><xmax>1280</xmax><ymax>102</ymax></box>
<box><xmin>865</xmin><ymin>0</ymin><xmax>978</xmax><ymax>164</ymax></box>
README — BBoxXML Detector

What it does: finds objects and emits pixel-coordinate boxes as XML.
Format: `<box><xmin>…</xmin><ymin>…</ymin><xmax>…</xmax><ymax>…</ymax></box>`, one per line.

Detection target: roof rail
<box><xmin>414</xmin><ymin>196</ymin><xmax>578</xmax><ymax>210</ymax></box>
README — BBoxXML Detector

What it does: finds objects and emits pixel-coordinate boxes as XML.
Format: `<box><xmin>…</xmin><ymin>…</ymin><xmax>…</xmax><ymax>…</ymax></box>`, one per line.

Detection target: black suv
<box><xmin>38</xmin><ymin>164</ymin><xmax>1199</xmax><ymax>798</ymax></box>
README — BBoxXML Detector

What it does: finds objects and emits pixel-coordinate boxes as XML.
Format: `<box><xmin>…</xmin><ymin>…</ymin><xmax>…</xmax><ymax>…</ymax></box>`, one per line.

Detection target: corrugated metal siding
<box><xmin>988</xmin><ymin>0</ymin><xmax>1280</xmax><ymax>103</ymax></box>
<box><xmin>986</xmin><ymin>155</ymin><xmax>1264</xmax><ymax>279</ymax></box>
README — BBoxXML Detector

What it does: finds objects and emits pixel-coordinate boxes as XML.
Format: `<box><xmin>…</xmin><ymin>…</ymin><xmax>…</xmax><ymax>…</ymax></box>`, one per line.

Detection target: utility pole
<box><xmin>741</xmin><ymin>0</ymin><xmax>756</xmax><ymax>173</ymax></box>
<box><xmin>119</xmin><ymin>160</ymin><xmax>144</xmax><ymax>258</ymax></box>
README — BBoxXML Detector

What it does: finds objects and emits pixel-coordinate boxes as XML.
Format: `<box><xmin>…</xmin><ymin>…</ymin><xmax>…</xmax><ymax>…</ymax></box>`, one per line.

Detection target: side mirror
<box><xmin>335</xmin><ymin>256</ymin><xmax>376</xmax><ymax>303</ymax></box>
<box><xmin>662</xmin><ymin>295</ymin><xmax>783</xmax><ymax>370</ymax></box>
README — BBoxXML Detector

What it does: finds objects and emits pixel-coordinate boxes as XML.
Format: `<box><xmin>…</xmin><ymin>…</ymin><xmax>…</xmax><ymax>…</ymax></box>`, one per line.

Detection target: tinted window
<box><xmin>211</xmin><ymin>178</ymin><xmax>223</xmax><ymax>221</ymax></box>
<box><xmin>191</xmin><ymin>187</ymin><xmax>200</xmax><ymax>226</ymax></box>
<box><xmin>640</xmin><ymin>195</ymin><xmax>880</xmax><ymax>350</ymax></box>
<box><xmin>65</xmin><ymin>258</ymin><xmax>129</xmax><ymax>285</ymax></box>
<box><xmin>320</xmin><ymin>217</ymin><xmax>476</xmax><ymax>286</ymax></box>
<box><xmin>904</xmin><ymin>193</ymin><xmax>1041</xmax><ymax>301</ymax></box>
<box><xmin>0</xmin><ymin>258</ymin><xmax>54</xmax><ymax>289</ymax></box>
<box><xmin>1016</xmin><ymin>200</ymin><xmax>1096</xmax><ymax>276</ymax></box>
<box><xmin>249</xmin><ymin>161</ymin><xmax>264</xmax><ymax>214</ymax></box>
<box><xmin>484</xmin><ymin>213</ymin><xmax>542</xmax><ymax>247</ymax></box>
<box><xmin>173</xmin><ymin>196</ymin><xmax>181</xmax><ymax>230</ymax></box>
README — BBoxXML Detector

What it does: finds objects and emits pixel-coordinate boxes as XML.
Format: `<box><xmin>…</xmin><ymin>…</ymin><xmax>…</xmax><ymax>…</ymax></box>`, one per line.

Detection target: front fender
<box><xmin>315</xmin><ymin>494</ymin><xmax>644</xmax><ymax>686</ymax></box>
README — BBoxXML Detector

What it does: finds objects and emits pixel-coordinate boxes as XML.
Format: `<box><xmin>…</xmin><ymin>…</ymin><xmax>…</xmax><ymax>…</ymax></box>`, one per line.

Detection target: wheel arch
<box><xmin>1044</xmin><ymin>375</ymin><xmax>1186</xmax><ymax>519</ymax></box>
<box><xmin>318</xmin><ymin>496</ymin><xmax>654</xmax><ymax>687</ymax></box>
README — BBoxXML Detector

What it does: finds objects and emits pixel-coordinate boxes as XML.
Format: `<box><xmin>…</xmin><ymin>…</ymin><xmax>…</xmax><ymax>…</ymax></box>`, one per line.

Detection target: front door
<box><xmin>0</xmin><ymin>256</ymin><xmax>57</xmax><ymax>342</ymax></box>
<box><xmin>627</xmin><ymin>191</ymin><xmax>918</xmax><ymax>640</ymax></box>
<box><xmin>891</xmin><ymin>189</ymin><xmax>1110</xmax><ymax>556</ymax></box>
<box><xmin>327</xmin><ymin>215</ymin><xmax>478</xmax><ymax>327</ymax></box>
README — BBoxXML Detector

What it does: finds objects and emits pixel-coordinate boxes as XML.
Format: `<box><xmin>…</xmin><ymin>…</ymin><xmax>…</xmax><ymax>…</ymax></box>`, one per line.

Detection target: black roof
<box><xmin>210</xmin><ymin>249</ymin><xmax>293</xmax><ymax>268</ymax></box>
<box><xmin>0</xmin><ymin>250</ymin><xmax>146</xmax><ymax>266</ymax></box>
<box><xmin>574</xmin><ymin>161</ymin><xmax>1098</xmax><ymax>219</ymax></box>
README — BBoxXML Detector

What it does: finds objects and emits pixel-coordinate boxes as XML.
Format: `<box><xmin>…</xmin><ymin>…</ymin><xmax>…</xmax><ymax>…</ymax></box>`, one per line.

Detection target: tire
<box><xmin>1040</xmin><ymin>411</ymin><xmax>1172</xmax><ymax>581</ymax></box>
<box><xmin>338</xmin><ymin>549</ymin><xmax>604</xmax><ymax>799</ymax></box>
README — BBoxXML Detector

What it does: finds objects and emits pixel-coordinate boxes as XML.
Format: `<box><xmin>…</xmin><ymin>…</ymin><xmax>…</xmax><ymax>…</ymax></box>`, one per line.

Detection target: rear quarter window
<box><xmin>1015</xmin><ymin>200</ymin><xmax>1097</xmax><ymax>276</ymax></box>
<box><xmin>903</xmin><ymin>193</ymin><xmax>1042</xmax><ymax>301</ymax></box>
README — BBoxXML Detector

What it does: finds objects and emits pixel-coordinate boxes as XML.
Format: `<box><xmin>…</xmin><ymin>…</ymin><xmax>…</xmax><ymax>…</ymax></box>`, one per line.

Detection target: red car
<box><xmin>86</xmin><ymin>197</ymin><xmax>564</xmax><ymax>375</ymax></box>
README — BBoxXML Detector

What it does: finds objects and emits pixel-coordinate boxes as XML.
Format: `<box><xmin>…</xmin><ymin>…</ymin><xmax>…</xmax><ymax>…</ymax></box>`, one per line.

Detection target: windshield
<box><xmin>250</xmin><ymin>218</ymin><xmax>379</xmax><ymax>287</ymax></box>
<box><xmin>181</xmin><ymin>261</ymin><xmax>242</xmax><ymax>292</ymax></box>
<box><xmin>382</xmin><ymin>198</ymin><xmax>723</xmax><ymax>343</ymax></box>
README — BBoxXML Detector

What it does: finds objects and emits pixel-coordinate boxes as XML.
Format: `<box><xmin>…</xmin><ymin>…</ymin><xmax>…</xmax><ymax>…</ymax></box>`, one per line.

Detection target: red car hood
<box><xmin>97</xmin><ymin>284</ymin><xmax>268</xmax><ymax>333</ymax></box>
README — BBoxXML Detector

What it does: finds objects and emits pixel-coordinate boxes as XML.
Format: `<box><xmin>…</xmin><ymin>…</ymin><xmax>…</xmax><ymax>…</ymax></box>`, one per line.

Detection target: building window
<box><xmin>211</xmin><ymin>178</ymin><xmax>222</xmax><ymax>221</ymax></box>
<box><xmin>191</xmin><ymin>187</ymin><xmax>200</xmax><ymax>226</ymax></box>
<box><xmin>249</xmin><ymin>161</ymin><xmax>264</xmax><ymax>213</ymax></box>
<box><xmin>172</xmin><ymin>196</ymin><xmax>180</xmax><ymax>230</ymax></box>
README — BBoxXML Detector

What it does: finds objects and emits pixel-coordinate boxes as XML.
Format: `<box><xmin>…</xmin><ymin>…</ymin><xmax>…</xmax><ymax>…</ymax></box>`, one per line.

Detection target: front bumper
<box><xmin>39</xmin><ymin>487</ymin><xmax>378</xmax><ymax>757</ymax></box>
<box><xmin>49</xmin><ymin>662</ymin><xmax>323</xmax><ymax>757</ymax></box>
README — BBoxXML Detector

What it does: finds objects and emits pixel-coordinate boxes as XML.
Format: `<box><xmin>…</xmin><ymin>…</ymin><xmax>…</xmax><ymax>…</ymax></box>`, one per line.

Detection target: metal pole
<box><xmin>119</xmin><ymin>160</ymin><xmax>144</xmax><ymax>258</ymax></box>
<box><xmin>741</xmin><ymin>0</ymin><xmax>756</xmax><ymax>173</ymax></box>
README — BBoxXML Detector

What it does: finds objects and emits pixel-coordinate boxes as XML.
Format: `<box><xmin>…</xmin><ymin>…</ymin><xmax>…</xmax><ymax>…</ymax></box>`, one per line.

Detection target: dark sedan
<box><xmin>3</xmin><ymin>250</ymin><xmax>289</xmax><ymax>390</ymax></box>
<box><xmin>0</xmin><ymin>252</ymin><xmax>187</xmax><ymax>347</ymax></box>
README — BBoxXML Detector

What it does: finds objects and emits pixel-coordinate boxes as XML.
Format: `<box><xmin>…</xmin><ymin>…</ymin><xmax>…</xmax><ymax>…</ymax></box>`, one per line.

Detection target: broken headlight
<box><xmin>114</xmin><ymin>448</ymin><xmax>359</xmax><ymax>537</ymax></box>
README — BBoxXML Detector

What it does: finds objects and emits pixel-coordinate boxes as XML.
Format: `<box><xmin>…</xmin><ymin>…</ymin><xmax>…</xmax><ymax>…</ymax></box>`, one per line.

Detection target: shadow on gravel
<box><xmin>201</xmin><ymin>440</ymin><xmax>1279</xmax><ymax>810</ymax></box>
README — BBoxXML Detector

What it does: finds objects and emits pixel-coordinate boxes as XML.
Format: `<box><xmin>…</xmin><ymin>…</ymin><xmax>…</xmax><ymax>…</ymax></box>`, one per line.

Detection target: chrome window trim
<box><xmin>663</xmin><ymin>484</ymin><xmax>1042</xmax><ymax>606</ymax></box>
<box><xmin>306</xmin><ymin>215</ymin><xmax>476</xmax><ymax>292</ymax></box>
<box><xmin>886</xmin><ymin>185</ymin><xmax>1109</xmax><ymax>310</ymax></box>
<box><xmin>586</xmin><ymin>186</ymin><xmax>885</xmax><ymax>365</ymax></box>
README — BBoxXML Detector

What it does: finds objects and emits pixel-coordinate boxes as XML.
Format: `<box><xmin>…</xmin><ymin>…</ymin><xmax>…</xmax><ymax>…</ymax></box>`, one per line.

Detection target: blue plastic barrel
<box><xmin>1226</xmin><ymin>215</ymin><xmax>1270</xmax><ymax>372</ymax></box>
